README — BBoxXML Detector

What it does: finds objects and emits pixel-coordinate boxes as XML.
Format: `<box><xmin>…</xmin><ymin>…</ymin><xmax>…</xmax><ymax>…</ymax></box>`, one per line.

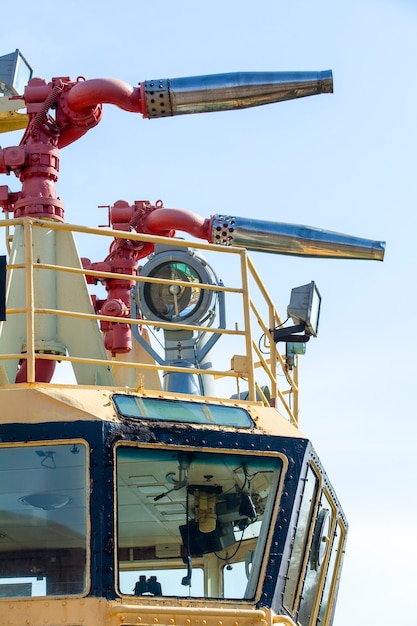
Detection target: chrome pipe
<box><xmin>210</xmin><ymin>214</ymin><xmax>385</xmax><ymax>261</ymax></box>
<box><xmin>143</xmin><ymin>71</ymin><xmax>332</xmax><ymax>117</ymax></box>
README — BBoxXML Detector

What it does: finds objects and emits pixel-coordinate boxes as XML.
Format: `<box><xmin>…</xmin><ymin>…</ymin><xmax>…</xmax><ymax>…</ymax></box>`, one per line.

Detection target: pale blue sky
<box><xmin>1</xmin><ymin>1</ymin><xmax>417</xmax><ymax>624</ymax></box>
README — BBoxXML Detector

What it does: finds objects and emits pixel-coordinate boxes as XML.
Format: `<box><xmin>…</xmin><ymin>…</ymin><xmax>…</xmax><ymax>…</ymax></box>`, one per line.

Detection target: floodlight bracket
<box><xmin>270</xmin><ymin>323</ymin><xmax>311</xmax><ymax>344</ymax></box>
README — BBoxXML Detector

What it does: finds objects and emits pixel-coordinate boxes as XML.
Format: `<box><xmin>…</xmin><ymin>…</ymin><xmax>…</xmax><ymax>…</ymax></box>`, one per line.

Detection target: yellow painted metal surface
<box><xmin>0</xmin><ymin>597</ymin><xmax>298</xmax><ymax>626</ymax></box>
<box><xmin>0</xmin><ymin>597</ymin><xmax>105</xmax><ymax>626</ymax></box>
<box><xmin>0</xmin><ymin>385</ymin><xmax>305</xmax><ymax>441</ymax></box>
<box><xmin>0</xmin><ymin>95</ymin><xmax>27</xmax><ymax>132</ymax></box>
<box><xmin>0</xmin><ymin>110</ymin><xmax>28</xmax><ymax>132</ymax></box>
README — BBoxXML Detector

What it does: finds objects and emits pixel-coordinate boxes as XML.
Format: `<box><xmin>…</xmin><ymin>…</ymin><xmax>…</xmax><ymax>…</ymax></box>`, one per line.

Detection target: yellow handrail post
<box><xmin>24</xmin><ymin>220</ymin><xmax>35</xmax><ymax>383</ymax></box>
<box><xmin>240</xmin><ymin>249</ymin><xmax>256</xmax><ymax>401</ymax></box>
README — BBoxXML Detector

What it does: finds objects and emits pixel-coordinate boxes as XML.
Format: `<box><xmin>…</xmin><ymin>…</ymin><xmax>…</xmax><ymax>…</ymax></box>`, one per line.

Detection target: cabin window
<box><xmin>113</xmin><ymin>395</ymin><xmax>254</xmax><ymax>428</ymax></box>
<box><xmin>116</xmin><ymin>446</ymin><xmax>283</xmax><ymax>599</ymax></box>
<box><xmin>317</xmin><ymin>519</ymin><xmax>346</xmax><ymax>624</ymax></box>
<box><xmin>0</xmin><ymin>442</ymin><xmax>88</xmax><ymax>598</ymax></box>
<box><xmin>297</xmin><ymin>490</ymin><xmax>334</xmax><ymax>625</ymax></box>
<box><xmin>283</xmin><ymin>466</ymin><xmax>319</xmax><ymax>611</ymax></box>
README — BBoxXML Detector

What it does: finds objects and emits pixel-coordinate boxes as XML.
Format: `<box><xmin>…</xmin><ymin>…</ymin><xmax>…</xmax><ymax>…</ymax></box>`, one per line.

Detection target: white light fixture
<box><xmin>19</xmin><ymin>493</ymin><xmax>70</xmax><ymax>510</ymax></box>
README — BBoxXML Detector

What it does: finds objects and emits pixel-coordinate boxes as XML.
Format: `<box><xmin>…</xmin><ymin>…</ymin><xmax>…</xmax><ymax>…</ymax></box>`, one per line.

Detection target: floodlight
<box><xmin>0</xmin><ymin>49</ymin><xmax>32</xmax><ymax>96</ymax></box>
<box><xmin>287</xmin><ymin>281</ymin><xmax>321</xmax><ymax>337</ymax></box>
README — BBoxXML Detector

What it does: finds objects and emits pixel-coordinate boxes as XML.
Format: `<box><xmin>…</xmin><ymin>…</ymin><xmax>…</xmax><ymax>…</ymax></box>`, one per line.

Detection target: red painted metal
<box><xmin>141</xmin><ymin>206</ymin><xmax>210</xmax><ymax>240</ymax></box>
<box><xmin>82</xmin><ymin>242</ymin><xmax>143</xmax><ymax>356</ymax></box>
<box><xmin>65</xmin><ymin>78</ymin><xmax>146</xmax><ymax>115</ymax></box>
<box><xmin>84</xmin><ymin>199</ymin><xmax>213</xmax><ymax>356</ymax></box>
<box><xmin>15</xmin><ymin>358</ymin><xmax>56</xmax><ymax>384</ymax></box>
<box><xmin>0</xmin><ymin>74</ymin><xmax>217</xmax><ymax>375</ymax></box>
<box><xmin>0</xmin><ymin>76</ymin><xmax>147</xmax><ymax>221</ymax></box>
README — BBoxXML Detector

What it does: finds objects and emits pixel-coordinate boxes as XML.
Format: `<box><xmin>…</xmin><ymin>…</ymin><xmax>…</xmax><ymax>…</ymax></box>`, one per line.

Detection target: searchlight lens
<box><xmin>144</xmin><ymin>261</ymin><xmax>203</xmax><ymax>322</ymax></box>
<box><xmin>137</xmin><ymin>247</ymin><xmax>218</xmax><ymax>326</ymax></box>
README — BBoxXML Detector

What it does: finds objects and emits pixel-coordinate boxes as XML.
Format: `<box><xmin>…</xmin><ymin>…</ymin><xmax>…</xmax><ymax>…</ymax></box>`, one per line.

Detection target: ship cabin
<box><xmin>0</xmin><ymin>217</ymin><xmax>347</xmax><ymax>626</ymax></box>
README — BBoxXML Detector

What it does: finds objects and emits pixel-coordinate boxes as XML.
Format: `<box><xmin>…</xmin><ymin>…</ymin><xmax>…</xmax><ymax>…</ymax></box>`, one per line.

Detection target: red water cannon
<box><xmin>0</xmin><ymin>65</ymin><xmax>333</xmax><ymax>221</ymax></box>
<box><xmin>84</xmin><ymin>195</ymin><xmax>385</xmax><ymax>355</ymax></box>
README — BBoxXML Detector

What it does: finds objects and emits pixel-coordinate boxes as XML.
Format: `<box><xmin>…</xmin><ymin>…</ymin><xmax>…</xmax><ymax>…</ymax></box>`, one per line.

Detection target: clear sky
<box><xmin>1</xmin><ymin>1</ymin><xmax>417</xmax><ymax>624</ymax></box>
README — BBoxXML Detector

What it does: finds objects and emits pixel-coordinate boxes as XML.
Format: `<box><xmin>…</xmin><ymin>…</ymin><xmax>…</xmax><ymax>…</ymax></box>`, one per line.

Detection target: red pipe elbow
<box><xmin>66</xmin><ymin>78</ymin><xmax>147</xmax><ymax>114</ymax></box>
<box><xmin>142</xmin><ymin>208</ymin><xmax>211</xmax><ymax>241</ymax></box>
<box><xmin>15</xmin><ymin>358</ymin><xmax>56</xmax><ymax>383</ymax></box>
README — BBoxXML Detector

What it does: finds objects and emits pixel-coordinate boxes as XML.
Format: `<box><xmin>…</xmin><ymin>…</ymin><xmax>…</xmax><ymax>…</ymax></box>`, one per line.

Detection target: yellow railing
<box><xmin>0</xmin><ymin>217</ymin><xmax>300</xmax><ymax>426</ymax></box>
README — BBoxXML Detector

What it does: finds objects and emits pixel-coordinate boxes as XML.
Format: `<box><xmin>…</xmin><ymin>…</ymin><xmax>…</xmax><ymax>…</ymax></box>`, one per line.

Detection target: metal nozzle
<box><xmin>143</xmin><ymin>70</ymin><xmax>333</xmax><ymax>118</ymax></box>
<box><xmin>210</xmin><ymin>215</ymin><xmax>385</xmax><ymax>261</ymax></box>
